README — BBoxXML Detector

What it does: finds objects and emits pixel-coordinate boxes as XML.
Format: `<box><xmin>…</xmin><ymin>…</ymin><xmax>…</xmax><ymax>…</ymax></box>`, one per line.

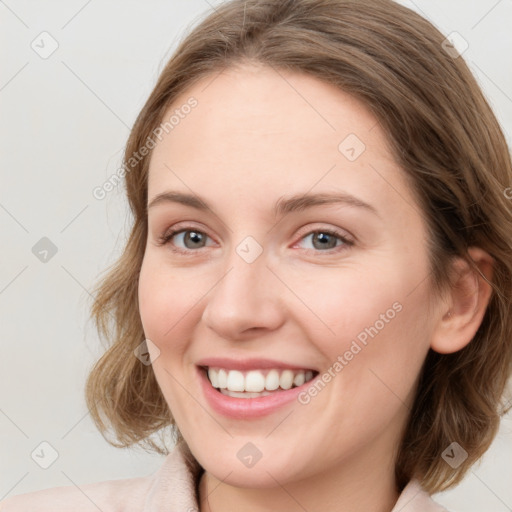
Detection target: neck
<box><xmin>198</xmin><ymin>438</ymin><xmax>401</xmax><ymax>512</ymax></box>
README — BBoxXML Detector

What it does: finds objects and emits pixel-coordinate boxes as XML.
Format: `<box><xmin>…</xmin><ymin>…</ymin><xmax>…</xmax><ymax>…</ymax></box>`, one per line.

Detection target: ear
<box><xmin>430</xmin><ymin>247</ymin><xmax>495</xmax><ymax>354</ymax></box>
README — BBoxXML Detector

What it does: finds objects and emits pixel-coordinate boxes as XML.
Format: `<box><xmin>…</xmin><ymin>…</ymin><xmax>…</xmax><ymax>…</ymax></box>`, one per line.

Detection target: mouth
<box><xmin>199</xmin><ymin>366</ymin><xmax>320</xmax><ymax>398</ymax></box>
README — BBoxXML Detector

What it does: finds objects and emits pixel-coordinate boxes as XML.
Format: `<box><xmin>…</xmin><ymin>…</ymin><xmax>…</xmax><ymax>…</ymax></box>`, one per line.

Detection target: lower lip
<box><xmin>198</xmin><ymin>367</ymin><xmax>316</xmax><ymax>419</ymax></box>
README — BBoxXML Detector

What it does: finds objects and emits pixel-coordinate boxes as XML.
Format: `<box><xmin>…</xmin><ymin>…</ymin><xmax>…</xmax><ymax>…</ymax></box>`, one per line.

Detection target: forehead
<box><xmin>147</xmin><ymin>63</ymin><xmax>417</xmax><ymax>220</ymax></box>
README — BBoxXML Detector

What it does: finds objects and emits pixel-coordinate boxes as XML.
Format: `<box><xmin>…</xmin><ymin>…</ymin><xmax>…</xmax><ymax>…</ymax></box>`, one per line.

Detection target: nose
<box><xmin>201</xmin><ymin>249</ymin><xmax>286</xmax><ymax>340</ymax></box>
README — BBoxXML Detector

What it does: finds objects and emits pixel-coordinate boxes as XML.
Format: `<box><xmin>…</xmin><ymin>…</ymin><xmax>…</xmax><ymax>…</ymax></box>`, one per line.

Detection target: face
<box><xmin>138</xmin><ymin>62</ymin><xmax>441</xmax><ymax>488</ymax></box>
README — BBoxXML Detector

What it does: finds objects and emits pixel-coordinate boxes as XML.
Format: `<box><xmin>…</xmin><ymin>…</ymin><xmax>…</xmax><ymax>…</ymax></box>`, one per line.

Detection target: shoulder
<box><xmin>0</xmin><ymin>473</ymin><xmax>154</xmax><ymax>512</ymax></box>
<box><xmin>0</xmin><ymin>441</ymin><xmax>203</xmax><ymax>512</ymax></box>
<box><xmin>393</xmin><ymin>479</ymin><xmax>453</xmax><ymax>512</ymax></box>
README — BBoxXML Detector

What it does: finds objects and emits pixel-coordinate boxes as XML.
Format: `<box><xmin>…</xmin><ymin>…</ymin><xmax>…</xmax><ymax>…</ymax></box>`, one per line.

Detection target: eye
<box><xmin>156</xmin><ymin>226</ymin><xmax>354</xmax><ymax>255</ymax></box>
<box><xmin>156</xmin><ymin>227</ymin><xmax>215</xmax><ymax>254</ymax></box>
<box><xmin>294</xmin><ymin>228</ymin><xmax>354</xmax><ymax>253</ymax></box>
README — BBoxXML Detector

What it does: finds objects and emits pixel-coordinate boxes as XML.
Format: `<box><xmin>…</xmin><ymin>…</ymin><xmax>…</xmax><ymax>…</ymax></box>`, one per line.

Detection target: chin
<box><xmin>189</xmin><ymin>439</ymin><xmax>305</xmax><ymax>488</ymax></box>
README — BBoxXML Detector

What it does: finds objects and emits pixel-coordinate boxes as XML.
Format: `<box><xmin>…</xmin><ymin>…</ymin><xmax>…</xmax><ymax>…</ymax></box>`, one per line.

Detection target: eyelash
<box><xmin>156</xmin><ymin>225</ymin><xmax>354</xmax><ymax>255</ymax></box>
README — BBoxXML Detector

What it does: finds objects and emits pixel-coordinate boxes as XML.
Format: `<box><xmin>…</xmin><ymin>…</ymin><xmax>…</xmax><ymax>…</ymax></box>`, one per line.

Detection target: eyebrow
<box><xmin>147</xmin><ymin>190</ymin><xmax>379</xmax><ymax>217</ymax></box>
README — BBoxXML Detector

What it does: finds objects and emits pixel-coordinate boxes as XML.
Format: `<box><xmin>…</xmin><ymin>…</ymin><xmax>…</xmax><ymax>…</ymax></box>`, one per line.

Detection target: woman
<box><xmin>2</xmin><ymin>0</ymin><xmax>511</xmax><ymax>511</ymax></box>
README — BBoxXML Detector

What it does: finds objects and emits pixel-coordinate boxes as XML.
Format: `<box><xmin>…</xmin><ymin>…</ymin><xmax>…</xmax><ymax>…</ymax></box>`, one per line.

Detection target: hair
<box><xmin>85</xmin><ymin>0</ymin><xmax>512</xmax><ymax>495</ymax></box>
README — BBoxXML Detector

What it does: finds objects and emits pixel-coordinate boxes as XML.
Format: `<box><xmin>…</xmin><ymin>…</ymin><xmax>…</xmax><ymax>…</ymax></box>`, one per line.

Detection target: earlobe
<box><xmin>430</xmin><ymin>247</ymin><xmax>494</xmax><ymax>355</ymax></box>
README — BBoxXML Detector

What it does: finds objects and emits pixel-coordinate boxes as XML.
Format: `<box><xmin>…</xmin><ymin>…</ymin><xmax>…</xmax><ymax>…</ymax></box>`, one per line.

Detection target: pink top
<box><xmin>0</xmin><ymin>441</ymin><xmax>450</xmax><ymax>511</ymax></box>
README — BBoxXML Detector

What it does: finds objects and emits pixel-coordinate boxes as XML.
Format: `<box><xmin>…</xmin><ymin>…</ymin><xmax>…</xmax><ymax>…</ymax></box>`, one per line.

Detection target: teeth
<box><xmin>217</xmin><ymin>369</ymin><xmax>228</xmax><ymax>388</ymax></box>
<box><xmin>246</xmin><ymin>370</ymin><xmax>266</xmax><ymax>392</ymax></box>
<box><xmin>206</xmin><ymin>367</ymin><xmax>316</xmax><ymax>393</ymax></box>
<box><xmin>265</xmin><ymin>369</ymin><xmax>280</xmax><ymax>391</ymax></box>
<box><xmin>208</xmin><ymin>368</ymin><xmax>219</xmax><ymax>388</ymax></box>
<box><xmin>226</xmin><ymin>370</ymin><xmax>245</xmax><ymax>391</ymax></box>
<box><xmin>293</xmin><ymin>371</ymin><xmax>305</xmax><ymax>387</ymax></box>
<box><xmin>280</xmin><ymin>370</ymin><xmax>294</xmax><ymax>390</ymax></box>
<box><xmin>220</xmin><ymin>389</ymin><xmax>273</xmax><ymax>398</ymax></box>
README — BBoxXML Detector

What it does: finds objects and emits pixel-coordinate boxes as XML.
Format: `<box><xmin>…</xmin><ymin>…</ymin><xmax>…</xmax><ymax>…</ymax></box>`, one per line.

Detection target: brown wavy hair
<box><xmin>85</xmin><ymin>0</ymin><xmax>512</xmax><ymax>494</ymax></box>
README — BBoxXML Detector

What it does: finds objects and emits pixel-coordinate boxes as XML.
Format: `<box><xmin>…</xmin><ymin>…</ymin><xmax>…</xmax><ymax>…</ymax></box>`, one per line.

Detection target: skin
<box><xmin>138</xmin><ymin>62</ymin><xmax>494</xmax><ymax>512</ymax></box>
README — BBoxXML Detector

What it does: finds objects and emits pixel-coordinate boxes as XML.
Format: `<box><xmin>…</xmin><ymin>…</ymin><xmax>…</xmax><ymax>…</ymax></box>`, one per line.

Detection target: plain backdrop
<box><xmin>1</xmin><ymin>1</ymin><xmax>511</xmax><ymax>511</ymax></box>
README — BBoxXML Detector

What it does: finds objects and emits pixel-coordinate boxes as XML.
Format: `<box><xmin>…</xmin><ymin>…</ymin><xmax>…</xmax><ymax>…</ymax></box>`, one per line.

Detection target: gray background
<box><xmin>1</xmin><ymin>1</ymin><xmax>511</xmax><ymax>511</ymax></box>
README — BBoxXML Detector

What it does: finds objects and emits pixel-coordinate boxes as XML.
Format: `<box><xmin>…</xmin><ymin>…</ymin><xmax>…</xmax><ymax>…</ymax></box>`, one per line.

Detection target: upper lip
<box><xmin>196</xmin><ymin>357</ymin><xmax>318</xmax><ymax>372</ymax></box>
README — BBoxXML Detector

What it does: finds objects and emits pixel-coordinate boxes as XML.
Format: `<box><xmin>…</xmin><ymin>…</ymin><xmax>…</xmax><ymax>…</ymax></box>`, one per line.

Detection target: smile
<box><xmin>197</xmin><ymin>364</ymin><xmax>321</xmax><ymax>419</ymax></box>
<box><xmin>205</xmin><ymin>367</ymin><xmax>317</xmax><ymax>397</ymax></box>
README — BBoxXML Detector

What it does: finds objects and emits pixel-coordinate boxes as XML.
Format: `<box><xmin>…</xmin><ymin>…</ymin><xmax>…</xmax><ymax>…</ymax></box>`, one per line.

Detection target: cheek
<box><xmin>280</xmin><ymin>262</ymin><xmax>407</xmax><ymax>349</ymax></box>
<box><xmin>137</xmin><ymin>257</ymin><xmax>202</xmax><ymax>414</ymax></box>
<box><xmin>286</xmin><ymin>260</ymin><xmax>432</xmax><ymax>391</ymax></box>
<box><xmin>137</xmin><ymin>255</ymin><xmax>197</xmax><ymax>353</ymax></box>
